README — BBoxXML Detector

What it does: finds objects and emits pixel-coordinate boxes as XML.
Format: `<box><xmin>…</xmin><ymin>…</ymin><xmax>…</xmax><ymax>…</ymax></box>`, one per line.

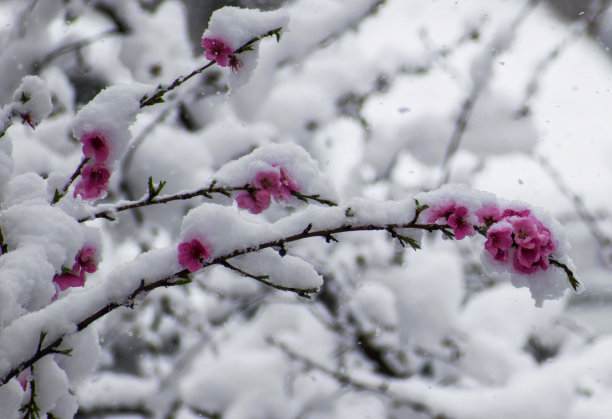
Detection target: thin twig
<box><xmin>0</xmin><ymin>206</ymin><xmax>578</xmax><ymax>385</ymax></box>
<box><xmin>517</xmin><ymin>1</ymin><xmax>608</xmax><ymax>116</ymax></box>
<box><xmin>267</xmin><ymin>336</ymin><xmax>451</xmax><ymax>418</ymax></box>
<box><xmin>221</xmin><ymin>261</ymin><xmax>318</xmax><ymax>299</ymax></box>
<box><xmin>139</xmin><ymin>28</ymin><xmax>283</xmax><ymax>108</ymax></box>
<box><xmin>438</xmin><ymin>0</ymin><xmax>540</xmax><ymax>186</ymax></box>
<box><xmin>36</xmin><ymin>28</ymin><xmax>122</xmax><ymax>70</ymax></box>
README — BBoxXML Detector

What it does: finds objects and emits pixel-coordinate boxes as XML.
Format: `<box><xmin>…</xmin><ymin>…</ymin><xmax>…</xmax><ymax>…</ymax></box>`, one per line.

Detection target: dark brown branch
<box><xmin>78</xmin><ymin>184</ymin><xmax>248</xmax><ymax>222</ymax></box>
<box><xmin>220</xmin><ymin>261</ymin><xmax>318</xmax><ymax>299</ymax></box>
<box><xmin>0</xmin><ymin>207</ymin><xmax>578</xmax><ymax>386</ymax></box>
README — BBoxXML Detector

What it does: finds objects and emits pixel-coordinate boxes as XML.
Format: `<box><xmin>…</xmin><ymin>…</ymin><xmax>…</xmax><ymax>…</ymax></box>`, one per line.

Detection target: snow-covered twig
<box><xmin>267</xmin><ymin>336</ymin><xmax>451</xmax><ymax>419</ymax></box>
<box><xmin>78</xmin><ymin>182</ymin><xmax>338</xmax><ymax>222</ymax></box>
<box><xmin>36</xmin><ymin>28</ymin><xmax>122</xmax><ymax>70</ymax></box>
<box><xmin>438</xmin><ymin>0</ymin><xmax>540</xmax><ymax>185</ymax></box>
<box><xmin>517</xmin><ymin>1</ymin><xmax>609</xmax><ymax>116</ymax></box>
<box><xmin>139</xmin><ymin>27</ymin><xmax>284</xmax><ymax>108</ymax></box>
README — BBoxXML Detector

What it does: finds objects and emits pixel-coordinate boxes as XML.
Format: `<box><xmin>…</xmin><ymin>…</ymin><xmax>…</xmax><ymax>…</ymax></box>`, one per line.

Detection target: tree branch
<box><xmin>267</xmin><ymin>336</ymin><xmax>451</xmax><ymax>418</ymax></box>
<box><xmin>139</xmin><ymin>28</ymin><xmax>284</xmax><ymax>108</ymax></box>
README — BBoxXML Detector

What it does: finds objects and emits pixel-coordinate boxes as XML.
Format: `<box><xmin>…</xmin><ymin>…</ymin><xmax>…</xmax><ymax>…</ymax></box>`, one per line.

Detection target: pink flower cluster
<box><xmin>178</xmin><ymin>238</ymin><xmax>213</xmax><ymax>272</ymax></box>
<box><xmin>52</xmin><ymin>246</ymin><xmax>98</xmax><ymax>299</ymax></box>
<box><xmin>425</xmin><ymin>202</ymin><xmax>557</xmax><ymax>275</ymax></box>
<box><xmin>74</xmin><ymin>132</ymin><xmax>111</xmax><ymax>201</ymax></box>
<box><xmin>201</xmin><ymin>37</ymin><xmax>243</xmax><ymax>72</ymax></box>
<box><xmin>236</xmin><ymin>167</ymin><xmax>300</xmax><ymax>214</ymax></box>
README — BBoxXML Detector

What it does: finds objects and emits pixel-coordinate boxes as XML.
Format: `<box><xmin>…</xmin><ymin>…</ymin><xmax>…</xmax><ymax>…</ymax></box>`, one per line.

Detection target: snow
<box><xmin>202</xmin><ymin>6</ymin><xmax>289</xmax><ymax>89</ymax></box>
<box><xmin>71</xmin><ymin>83</ymin><xmax>149</xmax><ymax>168</ymax></box>
<box><xmin>0</xmin><ymin>0</ymin><xmax>611</xmax><ymax>417</ymax></box>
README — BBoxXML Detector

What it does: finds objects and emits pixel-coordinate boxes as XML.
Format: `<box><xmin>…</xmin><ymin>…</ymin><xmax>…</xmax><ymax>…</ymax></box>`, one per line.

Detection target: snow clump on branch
<box><xmin>201</xmin><ymin>6</ymin><xmax>289</xmax><ymax>87</ymax></box>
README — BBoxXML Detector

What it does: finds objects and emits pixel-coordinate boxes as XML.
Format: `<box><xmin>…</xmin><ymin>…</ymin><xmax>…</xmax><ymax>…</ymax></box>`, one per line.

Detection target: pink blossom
<box><xmin>512</xmin><ymin>249</ymin><xmax>540</xmax><ymax>274</ymax></box>
<box><xmin>475</xmin><ymin>204</ymin><xmax>501</xmax><ymax>226</ymax></box>
<box><xmin>447</xmin><ymin>206</ymin><xmax>475</xmax><ymax>240</ymax></box>
<box><xmin>74</xmin><ymin>164</ymin><xmax>110</xmax><ymax>200</ymax></box>
<box><xmin>53</xmin><ymin>272</ymin><xmax>85</xmax><ymax>292</ymax></box>
<box><xmin>425</xmin><ymin>202</ymin><xmax>457</xmax><ymax>223</ymax></box>
<box><xmin>76</xmin><ymin>246</ymin><xmax>98</xmax><ymax>275</ymax></box>
<box><xmin>81</xmin><ymin>132</ymin><xmax>109</xmax><ymax>163</ymax></box>
<box><xmin>511</xmin><ymin>217</ymin><xmax>541</xmax><ymax>249</ymax></box>
<box><xmin>254</xmin><ymin>171</ymin><xmax>284</xmax><ymax>199</ymax></box>
<box><xmin>252</xmin><ymin>168</ymin><xmax>300</xmax><ymax>202</ymax></box>
<box><xmin>178</xmin><ymin>238</ymin><xmax>213</xmax><ymax>272</ymax></box>
<box><xmin>425</xmin><ymin>202</ymin><xmax>475</xmax><ymax>240</ymax></box>
<box><xmin>484</xmin><ymin>223</ymin><xmax>513</xmax><ymax>262</ymax></box>
<box><xmin>236</xmin><ymin>189</ymin><xmax>271</xmax><ymax>214</ymax></box>
<box><xmin>506</xmin><ymin>215</ymin><xmax>557</xmax><ymax>274</ymax></box>
<box><xmin>201</xmin><ymin>37</ymin><xmax>233</xmax><ymax>67</ymax></box>
<box><xmin>279</xmin><ymin>167</ymin><xmax>300</xmax><ymax>199</ymax></box>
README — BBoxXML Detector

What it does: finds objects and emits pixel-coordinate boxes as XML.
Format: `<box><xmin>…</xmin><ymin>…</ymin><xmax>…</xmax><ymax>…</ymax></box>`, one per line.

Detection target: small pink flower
<box><xmin>475</xmin><ymin>204</ymin><xmax>501</xmax><ymax>226</ymax></box>
<box><xmin>447</xmin><ymin>206</ymin><xmax>475</xmax><ymax>240</ymax></box>
<box><xmin>425</xmin><ymin>202</ymin><xmax>457</xmax><ymax>223</ymax></box>
<box><xmin>484</xmin><ymin>223</ymin><xmax>513</xmax><ymax>262</ymax></box>
<box><xmin>425</xmin><ymin>202</ymin><xmax>475</xmax><ymax>240</ymax></box>
<box><xmin>512</xmin><ymin>249</ymin><xmax>540</xmax><ymax>274</ymax></box>
<box><xmin>53</xmin><ymin>272</ymin><xmax>85</xmax><ymax>292</ymax></box>
<box><xmin>81</xmin><ymin>132</ymin><xmax>109</xmax><ymax>163</ymax></box>
<box><xmin>236</xmin><ymin>189</ymin><xmax>271</xmax><ymax>214</ymax></box>
<box><xmin>74</xmin><ymin>164</ymin><xmax>110</xmax><ymax>200</ymax></box>
<box><xmin>76</xmin><ymin>246</ymin><xmax>98</xmax><ymax>275</ymax></box>
<box><xmin>254</xmin><ymin>171</ymin><xmax>284</xmax><ymax>199</ymax></box>
<box><xmin>511</xmin><ymin>217</ymin><xmax>541</xmax><ymax>249</ymax></box>
<box><xmin>279</xmin><ymin>167</ymin><xmax>300</xmax><ymax>199</ymax></box>
<box><xmin>178</xmin><ymin>238</ymin><xmax>212</xmax><ymax>272</ymax></box>
<box><xmin>201</xmin><ymin>37</ymin><xmax>233</xmax><ymax>67</ymax></box>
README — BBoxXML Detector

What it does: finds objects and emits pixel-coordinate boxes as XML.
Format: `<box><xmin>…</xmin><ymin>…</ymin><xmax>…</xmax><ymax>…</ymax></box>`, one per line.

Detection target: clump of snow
<box><xmin>3</xmin><ymin>172</ymin><xmax>48</xmax><ymax>207</ymax></box>
<box><xmin>71</xmin><ymin>84</ymin><xmax>148</xmax><ymax>168</ymax></box>
<box><xmin>202</xmin><ymin>6</ymin><xmax>289</xmax><ymax>89</ymax></box>
<box><xmin>0</xmin><ymin>245</ymin><xmax>56</xmax><ymax>326</ymax></box>
<box><xmin>33</xmin><ymin>356</ymin><xmax>69</xmax><ymax>415</ymax></box>
<box><xmin>231</xmin><ymin>249</ymin><xmax>323</xmax><ymax>291</ymax></box>
<box><xmin>203</xmin><ymin>6</ymin><xmax>289</xmax><ymax>56</ymax></box>
<box><xmin>10</xmin><ymin>75</ymin><xmax>53</xmax><ymax>129</ymax></box>
<box><xmin>0</xmin><ymin>204</ymin><xmax>83</xmax><ymax>270</ymax></box>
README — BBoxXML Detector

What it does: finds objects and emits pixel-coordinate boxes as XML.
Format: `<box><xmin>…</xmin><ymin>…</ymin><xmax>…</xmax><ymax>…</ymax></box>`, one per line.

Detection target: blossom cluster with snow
<box><xmin>0</xmin><ymin>1</ymin><xmax>602</xmax><ymax>418</ymax></box>
<box><xmin>236</xmin><ymin>167</ymin><xmax>300</xmax><ymax>214</ymax></box>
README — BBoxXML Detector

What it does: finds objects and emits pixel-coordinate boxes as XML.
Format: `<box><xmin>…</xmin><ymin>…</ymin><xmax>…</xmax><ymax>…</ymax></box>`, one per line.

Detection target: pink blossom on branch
<box><xmin>76</xmin><ymin>246</ymin><xmax>99</xmax><ymax>276</ymax></box>
<box><xmin>201</xmin><ymin>37</ymin><xmax>234</xmax><ymax>67</ymax></box>
<box><xmin>178</xmin><ymin>238</ymin><xmax>213</xmax><ymax>273</ymax></box>
<box><xmin>74</xmin><ymin>164</ymin><xmax>110</xmax><ymax>201</ymax></box>
<box><xmin>236</xmin><ymin>189</ymin><xmax>271</xmax><ymax>214</ymax></box>
<box><xmin>425</xmin><ymin>202</ymin><xmax>475</xmax><ymax>240</ymax></box>
<box><xmin>509</xmin><ymin>215</ymin><xmax>557</xmax><ymax>274</ymax></box>
<box><xmin>53</xmin><ymin>272</ymin><xmax>85</xmax><ymax>292</ymax></box>
<box><xmin>236</xmin><ymin>167</ymin><xmax>300</xmax><ymax>214</ymax></box>
<box><xmin>475</xmin><ymin>204</ymin><xmax>502</xmax><ymax>226</ymax></box>
<box><xmin>484</xmin><ymin>222</ymin><xmax>513</xmax><ymax>262</ymax></box>
<box><xmin>52</xmin><ymin>245</ymin><xmax>99</xmax><ymax>300</ymax></box>
<box><xmin>81</xmin><ymin>132</ymin><xmax>110</xmax><ymax>164</ymax></box>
